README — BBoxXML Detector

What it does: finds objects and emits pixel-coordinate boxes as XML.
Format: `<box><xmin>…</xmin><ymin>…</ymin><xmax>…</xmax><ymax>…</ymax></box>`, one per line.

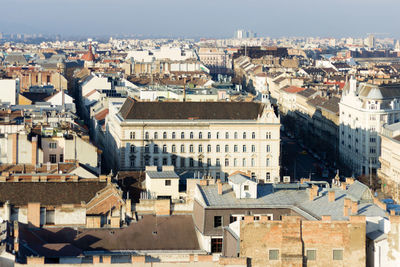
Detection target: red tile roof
<box><xmin>282</xmin><ymin>86</ymin><xmax>306</xmax><ymax>94</ymax></box>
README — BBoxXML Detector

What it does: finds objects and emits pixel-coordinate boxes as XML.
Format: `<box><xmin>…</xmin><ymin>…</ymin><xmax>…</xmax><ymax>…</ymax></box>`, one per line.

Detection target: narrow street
<box><xmin>281</xmin><ymin>130</ymin><xmax>335</xmax><ymax>182</ymax></box>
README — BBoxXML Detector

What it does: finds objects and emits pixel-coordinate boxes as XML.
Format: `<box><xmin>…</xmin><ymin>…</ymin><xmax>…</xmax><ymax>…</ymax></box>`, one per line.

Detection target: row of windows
<box><xmin>129</xmin><ymin>131</ymin><xmax>273</xmax><ymax>140</ymax></box>
<box><xmin>131</xmin><ymin>144</ymin><xmax>272</xmax><ymax>154</ymax></box>
<box><xmin>131</xmin><ymin>157</ymin><xmax>272</xmax><ymax>168</ymax></box>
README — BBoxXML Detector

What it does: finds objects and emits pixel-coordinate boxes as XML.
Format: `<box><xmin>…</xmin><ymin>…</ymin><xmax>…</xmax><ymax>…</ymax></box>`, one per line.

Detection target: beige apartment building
<box><xmin>105</xmin><ymin>98</ymin><xmax>281</xmax><ymax>183</ymax></box>
<box><xmin>379</xmin><ymin>122</ymin><xmax>400</xmax><ymax>202</ymax></box>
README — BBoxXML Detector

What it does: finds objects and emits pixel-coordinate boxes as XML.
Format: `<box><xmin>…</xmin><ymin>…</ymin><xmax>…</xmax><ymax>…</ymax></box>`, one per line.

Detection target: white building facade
<box><xmin>339</xmin><ymin>77</ymin><xmax>400</xmax><ymax>175</ymax></box>
<box><xmin>105</xmin><ymin>98</ymin><xmax>281</xmax><ymax>183</ymax></box>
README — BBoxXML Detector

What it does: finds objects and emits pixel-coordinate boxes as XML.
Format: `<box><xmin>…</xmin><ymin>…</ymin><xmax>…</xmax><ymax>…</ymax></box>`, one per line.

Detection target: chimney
<box><xmin>309</xmin><ymin>185</ymin><xmax>318</xmax><ymax>201</ymax></box>
<box><xmin>217</xmin><ymin>180</ymin><xmax>223</xmax><ymax>195</ymax></box>
<box><xmin>328</xmin><ymin>191</ymin><xmax>335</xmax><ymax>202</ymax></box>
<box><xmin>346</xmin><ymin>177</ymin><xmax>355</xmax><ymax>185</ymax></box>
<box><xmin>12</xmin><ymin>133</ymin><xmax>18</xmax><ymax>164</ymax></box>
<box><xmin>344</xmin><ymin>198</ymin><xmax>352</xmax><ymax>208</ymax></box>
<box><xmin>341</xmin><ymin>182</ymin><xmax>347</xmax><ymax>190</ymax></box>
<box><xmin>31</xmin><ymin>136</ymin><xmax>38</xmax><ymax>165</ymax></box>
<box><xmin>351</xmin><ymin>201</ymin><xmax>358</xmax><ymax>215</ymax></box>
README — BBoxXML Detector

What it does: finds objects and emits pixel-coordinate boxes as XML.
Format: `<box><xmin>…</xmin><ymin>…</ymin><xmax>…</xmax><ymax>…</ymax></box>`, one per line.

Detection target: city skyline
<box><xmin>1</xmin><ymin>0</ymin><xmax>400</xmax><ymax>39</ymax></box>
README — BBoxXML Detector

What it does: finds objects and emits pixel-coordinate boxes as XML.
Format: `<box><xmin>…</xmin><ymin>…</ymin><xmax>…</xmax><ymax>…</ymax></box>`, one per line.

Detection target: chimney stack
<box><xmin>351</xmin><ymin>201</ymin><xmax>358</xmax><ymax>215</ymax></box>
<box><xmin>309</xmin><ymin>185</ymin><xmax>318</xmax><ymax>201</ymax></box>
<box><xmin>217</xmin><ymin>180</ymin><xmax>222</xmax><ymax>195</ymax></box>
<box><xmin>328</xmin><ymin>191</ymin><xmax>335</xmax><ymax>202</ymax></box>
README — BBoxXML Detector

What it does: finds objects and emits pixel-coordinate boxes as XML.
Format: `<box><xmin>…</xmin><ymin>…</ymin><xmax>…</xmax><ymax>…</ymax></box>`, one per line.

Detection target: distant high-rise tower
<box><xmin>366</xmin><ymin>34</ymin><xmax>375</xmax><ymax>49</ymax></box>
<box><xmin>395</xmin><ymin>40</ymin><xmax>400</xmax><ymax>52</ymax></box>
<box><xmin>235</xmin><ymin>29</ymin><xmax>245</xmax><ymax>39</ymax></box>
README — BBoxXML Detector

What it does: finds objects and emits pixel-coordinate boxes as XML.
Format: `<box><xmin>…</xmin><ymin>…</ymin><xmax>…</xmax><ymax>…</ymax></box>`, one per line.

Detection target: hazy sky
<box><xmin>1</xmin><ymin>0</ymin><xmax>399</xmax><ymax>38</ymax></box>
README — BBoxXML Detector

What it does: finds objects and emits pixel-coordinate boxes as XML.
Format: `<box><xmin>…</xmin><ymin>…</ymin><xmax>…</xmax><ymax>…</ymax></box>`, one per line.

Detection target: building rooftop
<box><xmin>20</xmin><ymin>215</ymin><xmax>200</xmax><ymax>257</ymax></box>
<box><xmin>197</xmin><ymin>181</ymin><xmax>386</xmax><ymax>221</ymax></box>
<box><xmin>0</xmin><ymin>182</ymin><xmax>107</xmax><ymax>206</ymax></box>
<box><xmin>119</xmin><ymin>97</ymin><xmax>265</xmax><ymax>121</ymax></box>
<box><xmin>146</xmin><ymin>171</ymin><xmax>179</xmax><ymax>179</ymax></box>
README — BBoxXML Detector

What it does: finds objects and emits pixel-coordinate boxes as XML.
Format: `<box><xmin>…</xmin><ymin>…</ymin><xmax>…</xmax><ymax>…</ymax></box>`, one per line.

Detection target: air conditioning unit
<box><xmin>283</xmin><ymin>176</ymin><xmax>290</xmax><ymax>183</ymax></box>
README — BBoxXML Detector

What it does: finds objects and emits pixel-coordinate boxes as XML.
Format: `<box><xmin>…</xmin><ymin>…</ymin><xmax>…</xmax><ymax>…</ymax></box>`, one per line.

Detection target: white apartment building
<box><xmin>105</xmin><ymin>98</ymin><xmax>280</xmax><ymax>183</ymax></box>
<box><xmin>0</xmin><ymin>79</ymin><xmax>19</xmax><ymax>105</ymax></box>
<box><xmin>339</xmin><ymin>76</ymin><xmax>400</xmax><ymax>175</ymax></box>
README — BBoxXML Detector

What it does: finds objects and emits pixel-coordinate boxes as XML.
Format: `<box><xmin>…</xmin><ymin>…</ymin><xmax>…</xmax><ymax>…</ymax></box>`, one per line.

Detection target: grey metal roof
<box><xmin>197</xmin><ymin>182</ymin><xmax>387</xmax><ymax>221</ymax></box>
<box><xmin>367</xmin><ymin>230</ymin><xmax>387</xmax><ymax>242</ymax></box>
<box><xmin>346</xmin><ymin>181</ymin><xmax>371</xmax><ymax>200</ymax></box>
<box><xmin>228</xmin><ymin>173</ymin><xmax>254</xmax><ymax>184</ymax></box>
<box><xmin>358</xmin><ymin>83</ymin><xmax>400</xmax><ymax>100</ymax></box>
<box><xmin>146</xmin><ymin>171</ymin><xmax>179</xmax><ymax>179</ymax></box>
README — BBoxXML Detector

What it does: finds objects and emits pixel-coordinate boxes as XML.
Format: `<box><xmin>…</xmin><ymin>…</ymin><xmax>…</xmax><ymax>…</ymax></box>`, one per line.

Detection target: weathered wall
<box><xmin>240</xmin><ymin>215</ymin><xmax>366</xmax><ymax>267</ymax></box>
<box><xmin>54</xmin><ymin>206</ymin><xmax>86</xmax><ymax>225</ymax></box>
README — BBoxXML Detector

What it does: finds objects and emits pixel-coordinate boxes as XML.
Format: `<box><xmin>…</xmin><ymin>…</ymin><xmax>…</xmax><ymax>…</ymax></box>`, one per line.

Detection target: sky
<box><xmin>1</xmin><ymin>0</ymin><xmax>400</xmax><ymax>39</ymax></box>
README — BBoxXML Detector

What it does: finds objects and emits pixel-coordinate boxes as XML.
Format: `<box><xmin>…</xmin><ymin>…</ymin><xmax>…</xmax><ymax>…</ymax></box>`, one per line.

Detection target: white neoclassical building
<box><xmin>105</xmin><ymin>98</ymin><xmax>280</xmax><ymax>183</ymax></box>
<box><xmin>339</xmin><ymin>76</ymin><xmax>400</xmax><ymax>175</ymax></box>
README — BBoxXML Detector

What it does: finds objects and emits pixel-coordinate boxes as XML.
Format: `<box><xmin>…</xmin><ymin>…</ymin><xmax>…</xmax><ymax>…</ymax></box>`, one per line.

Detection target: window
<box><xmin>333</xmin><ymin>250</ymin><xmax>343</xmax><ymax>260</ymax></box>
<box><xmin>214</xmin><ymin>216</ymin><xmax>222</xmax><ymax>227</ymax></box>
<box><xmin>207</xmin><ymin>145</ymin><xmax>211</xmax><ymax>153</ymax></box>
<box><xmin>207</xmin><ymin>158</ymin><xmax>211</xmax><ymax>167</ymax></box>
<box><xmin>59</xmin><ymin>154</ymin><xmax>63</xmax><ymax>162</ymax></box>
<box><xmin>145</xmin><ymin>145</ymin><xmax>150</xmax><ymax>153</ymax></box>
<box><xmin>49</xmin><ymin>142</ymin><xmax>57</xmax><ymax>149</ymax></box>
<box><xmin>153</xmin><ymin>157</ymin><xmax>158</xmax><ymax>166</ymax></box>
<box><xmin>225</xmin><ymin>158</ymin><xmax>229</xmax><ymax>166</ymax></box>
<box><xmin>216</xmin><ymin>158</ymin><xmax>220</xmax><ymax>166</ymax></box>
<box><xmin>181</xmin><ymin>157</ymin><xmax>185</xmax><ymax>167</ymax></box>
<box><xmin>165</xmin><ymin>180</ymin><xmax>171</xmax><ymax>186</ymax></box>
<box><xmin>251</xmin><ymin>145</ymin><xmax>255</xmax><ymax>152</ymax></box>
<box><xmin>230</xmin><ymin>215</ymin><xmax>237</xmax><ymax>223</ymax></box>
<box><xmin>199</xmin><ymin>132</ymin><xmax>202</xmax><ymax>139</ymax></box>
<box><xmin>130</xmin><ymin>159</ymin><xmax>135</xmax><ymax>167</ymax></box>
<box><xmin>234</xmin><ymin>145</ymin><xmax>238</xmax><ymax>152</ymax></box>
<box><xmin>266</xmin><ymin>172</ymin><xmax>271</xmax><ymax>181</ymax></box>
<box><xmin>370</xmin><ymin>147</ymin><xmax>376</xmax><ymax>154</ymax></box>
<box><xmin>49</xmin><ymin>154</ymin><xmax>57</xmax><ymax>163</ymax></box>
<box><xmin>225</xmin><ymin>145</ymin><xmax>229</xmax><ymax>153</ymax></box>
<box><xmin>198</xmin><ymin>145</ymin><xmax>203</xmax><ymax>153</ymax></box>
<box><xmin>189</xmin><ymin>158</ymin><xmax>194</xmax><ymax>167</ymax></box>
<box><xmin>266</xmin><ymin>132</ymin><xmax>271</xmax><ymax>139</ymax></box>
<box><xmin>244</xmin><ymin>185</ymin><xmax>249</xmax><ymax>191</ymax></box>
<box><xmin>243</xmin><ymin>145</ymin><xmax>246</xmax><ymax>152</ymax></box>
<box><xmin>234</xmin><ymin>132</ymin><xmax>238</xmax><ymax>139</ymax></box>
<box><xmin>181</xmin><ymin>132</ymin><xmax>185</xmax><ymax>139</ymax></box>
<box><xmin>190</xmin><ymin>132</ymin><xmax>194</xmax><ymax>139</ymax></box>
<box><xmin>198</xmin><ymin>158</ymin><xmax>203</xmax><ymax>167</ymax></box>
<box><xmin>266</xmin><ymin>145</ymin><xmax>270</xmax><ymax>152</ymax></box>
<box><xmin>216</xmin><ymin>145</ymin><xmax>220</xmax><ymax>153</ymax></box>
<box><xmin>172</xmin><ymin>157</ymin><xmax>176</xmax><ymax>166</ymax></box>
<box><xmin>266</xmin><ymin>158</ymin><xmax>270</xmax><ymax>167</ymax></box>
<box><xmin>163</xmin><ymin>145</ymin><xmax>167</xmax><ymax>153</ymax></box>
<box><xmin>306</xmin><ymin>249</ymin><xmax>316</xmax><ymax>261</ymax></box>
<box><xmin>154</xmin><ymin>132</ymin><xmax>158</xmax><ymax>139</ymax></box>
<box><xmin>172</xmin><ymin>145</ymin><xmax>176</xmax><ymax>153</ymax></box>
<box><xmin>251</xmin><ymin>158</ymin><xmax>255</xmax><ymax>167</ymax></box>
<box><xmin>130</xmin><ymin>145</ymin><xmax>135</xmax><ymax>153</ymax></box>
<box><xmin>234</xmin><ymin>158</ymin><xmax>237</xmax><ymax>166</ymax></box>
<box><xmin>130</xmin><ymin>132</ymin><xmax>135</xmax><ymax>139</ymax></box>
<box><xmin>145</xmin><ymin>132</ymin><xmax>149</xmax><ymax>140</ymax></box>
<box><xmin>269</xmin><ymin>249</ymin><xmax>279</xmax><ymax>260</ymax></box>
<box><xmin>211</xmin><ymin>238</ymin><xmax>223</xmax><ymax>253</ymax></box>
<box><xmin>216</xmin><ymin>132</ymin><xmax>220</xmax><ymax>139</ymax></box>
<box><xmin>243</xmin><ymin>132</ymin><xmax>246</xmax><ymax>139</ymax></box>
<box><xmin>162</xmin><ymin>158</ymin><xmax>167</xmax><ymax>165</ymax></box>
<box><xmin>242</xmin><ymin>158</ymin><xmax>246</xmax><ymax>167</ymax></box>
<box><xmin>225</xmin><ymin>132</ymin><xmax>229</xmax><ymax>139</ymax></box>
<box><xmin>370</xmin><ymin>137</ymin><xmax>376</xmax><ymax>143</ymax></box>
<box><xmin>189</xmin><ymin>145</ymin><xmax>194</xmax><ymax>153</ymax></box>
<box><xmin>180</xmin><ymin>145</ymin><xmax>185</xmax><ymax>153</ymax></box>
<box><xmin>172</xmin><ymin>132</ymin><xmax>176</xmax><ymax>139</ymax></box>
<box><xmin>154</xmin><ymin>145</ymin><xmax>159</xmax><ymax>153</ymax></box>
<box><xmin>252</xmin><ymin>132</ymin><xmax>255</xmax><ymax>139</ymax></box>
<box><xmin>208</xmin><ymin>132</ymin><xmax>211</xmax><ymax>139</ymax></box>
<box><xmin>216</xmin><ymin>172</ymin><xmax>220</xmax><ymax>179</ymax></box>
<box><xmin>163</xmin><ymin>132</ymin><xmax>167</xmax><ymax>139</ymax></box>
